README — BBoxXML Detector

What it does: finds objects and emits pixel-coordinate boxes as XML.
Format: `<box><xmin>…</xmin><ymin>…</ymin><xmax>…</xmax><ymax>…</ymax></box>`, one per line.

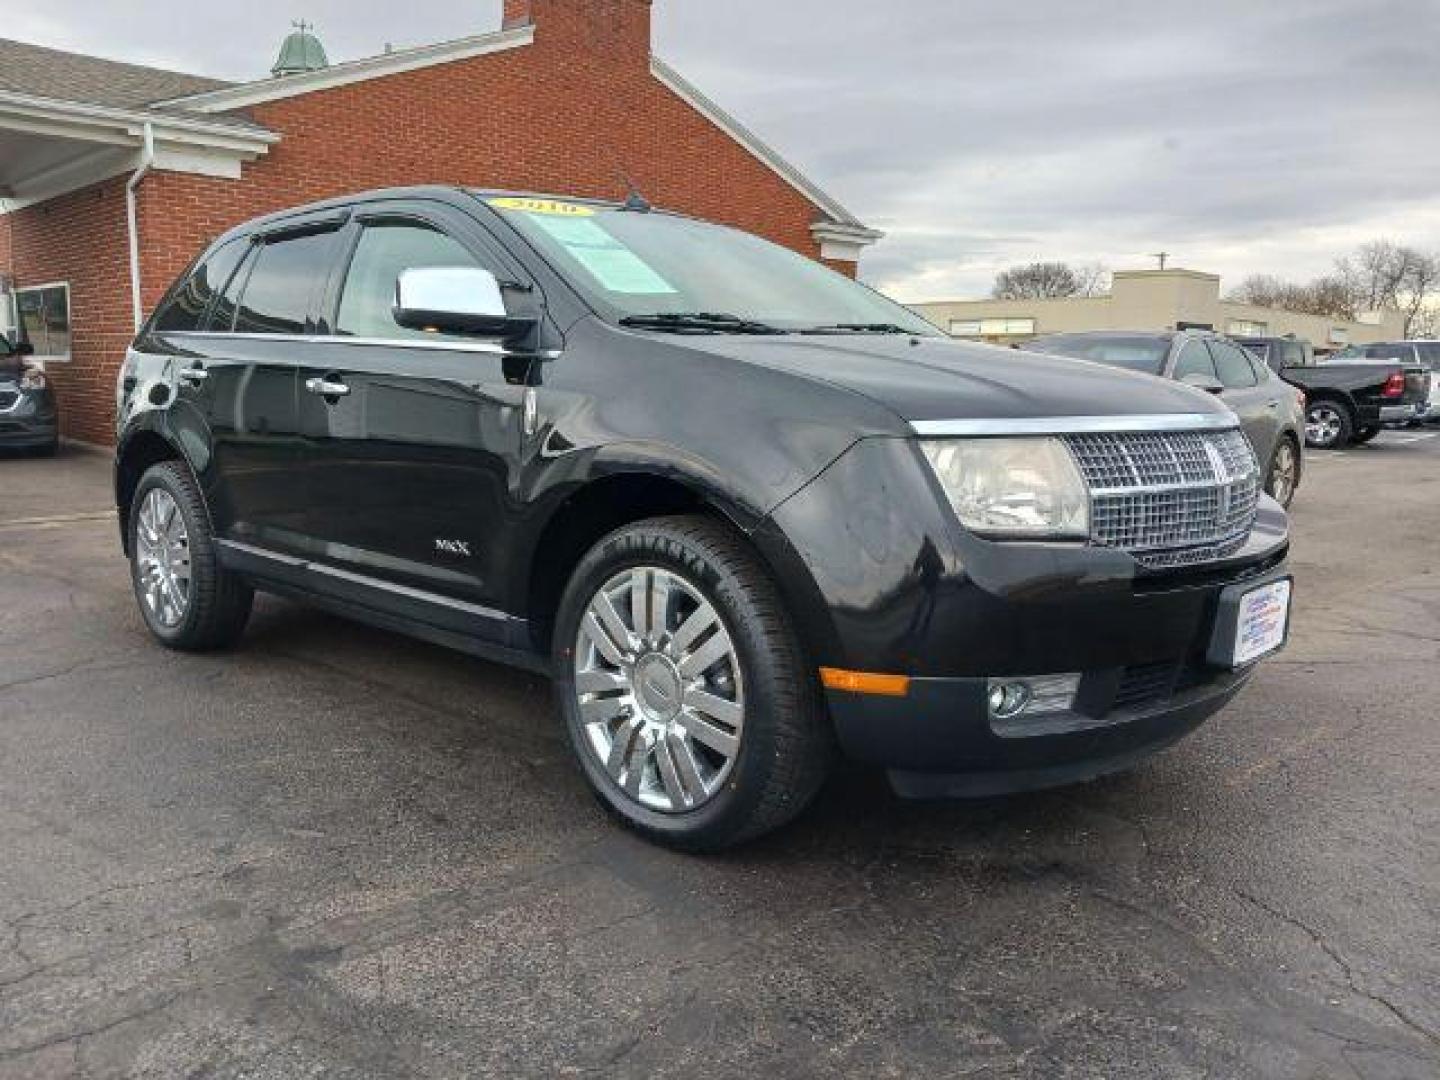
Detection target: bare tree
<box><xmin>1397</xmin><ymin>253</ymin><xmax>1440</xmax><ymax>337</ymax></box>
<box><xmin>1226</xmin><ymin>274</ymin><xmax>1356</xmax><ymax>320</ymax></box>
<box><xmin>992</xmin><ymin>262</ymin><xmax>1084</xmax><ymax>300</ymax></box>
<box><xmin>1336</xmin><ymin>241</ymin><xmax>1408</xmax><ymax>311</ymax></box>
<box><xmin>1072</xmin><ymin>262</ymin><xmax>1111</xmax><ymax>298</ymax></box>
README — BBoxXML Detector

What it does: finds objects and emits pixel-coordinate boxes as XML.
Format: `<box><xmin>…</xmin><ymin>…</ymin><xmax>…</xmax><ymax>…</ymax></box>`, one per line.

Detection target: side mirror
<box><xmin>1180</xmin><ymin>373</ymin><xmax>1225</xmax><ymax>395</ymax></box>
<box><xmin>393</xmin><ymin>266</ymin><xmax>536</xmax><ymax>340</ymax></box>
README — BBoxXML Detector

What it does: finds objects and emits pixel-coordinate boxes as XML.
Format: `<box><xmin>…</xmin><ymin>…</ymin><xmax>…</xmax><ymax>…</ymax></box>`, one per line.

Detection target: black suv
<box><xmin>116</xmin><ymin>188</ymin><xmax>1292</xmax><ymax>850</ymax></box>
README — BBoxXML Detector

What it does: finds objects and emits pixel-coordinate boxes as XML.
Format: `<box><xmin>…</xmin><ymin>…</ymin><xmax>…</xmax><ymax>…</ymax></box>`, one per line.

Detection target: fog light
<box><xmin>987</xmin><ymin>674</ymin><xmax>1081</xmax><ymax>722</ymax></box>
<box><xmin>988</xmin><ymin>682</ymin><xmax>1031</xmax><ymax>719</ymax></box>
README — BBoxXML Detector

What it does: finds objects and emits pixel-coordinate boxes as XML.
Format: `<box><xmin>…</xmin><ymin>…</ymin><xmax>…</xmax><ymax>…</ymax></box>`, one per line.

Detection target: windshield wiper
<box><xmin>619</xmin><ymin>312</ymin><xmax>788</xmax><ymax>335</ymax></box>
<box><xmin>801</xmin><ymin>322</ymin><xmax>915</xmax><ymax>335</ymax></box>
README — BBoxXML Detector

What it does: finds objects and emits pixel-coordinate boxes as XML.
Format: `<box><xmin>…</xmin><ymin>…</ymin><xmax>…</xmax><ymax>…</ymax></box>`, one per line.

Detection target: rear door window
<box><xmin>153</xmin><ymin>240</ymin><xmax>248</xmax><ymax>333</ymax></box>
<box><xmin>207</xmin><ymin>244</ymin><xmax>257</xmax><ymax>332</ymax></box>
<box><xmin>233</xmin><ymin>229</ymin><xmax>341</xmax><ymax>336</ymax></box>
<box><xmin>1173</xmin><ymin>340</ymin><xmax>1218</xmax><ymax>381</ymax></box>
<box><xmin>1211</xmin><ymin>341</ymin><xmax>1259</xmax><ymax>388</ymax></box>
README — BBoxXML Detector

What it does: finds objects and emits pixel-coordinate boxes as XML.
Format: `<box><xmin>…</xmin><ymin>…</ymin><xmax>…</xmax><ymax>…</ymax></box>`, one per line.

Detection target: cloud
<box><xmin>5</xmin><ymin>0</ymin><xmax>1437</xmax><ymax>301</ymax></box>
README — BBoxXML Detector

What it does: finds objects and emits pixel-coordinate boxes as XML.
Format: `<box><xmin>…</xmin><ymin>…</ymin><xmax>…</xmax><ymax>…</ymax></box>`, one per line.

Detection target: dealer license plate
<box><xmin>1232</xmin><ymin>579</ymin><xmax>1292</xmax><ymax>667</ymax></box>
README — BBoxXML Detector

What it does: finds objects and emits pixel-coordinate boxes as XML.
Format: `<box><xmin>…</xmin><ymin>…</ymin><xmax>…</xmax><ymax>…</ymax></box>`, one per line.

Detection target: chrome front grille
<box><xmin>1065</xmin><ymin>428</ymin><xmax>1260</xmax><ymax>568</ymax></box>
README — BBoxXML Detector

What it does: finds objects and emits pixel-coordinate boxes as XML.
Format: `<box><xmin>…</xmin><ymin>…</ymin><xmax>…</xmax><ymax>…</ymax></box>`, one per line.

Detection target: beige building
<box><xmin>910</xmin><ymin>268</ymin><xmax>1406</xmax><ymax>352</ymax></box>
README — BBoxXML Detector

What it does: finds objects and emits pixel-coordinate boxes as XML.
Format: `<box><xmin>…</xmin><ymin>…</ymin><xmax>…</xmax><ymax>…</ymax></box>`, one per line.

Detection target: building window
<box><xmin>16</xmin><ymin>283</ymin><xmax>71</xmax><ymax>361</ymax></box>
<box><xmin>1227</xmin><ymin>319</ymin><xmax>1268</xmax><ymax>336</ymax></box>
<box><xmin>1329</xmin><ymin>327</ymin><xmax>1350</xmax><ymax>345</ymax></box>
<box><xmin>950</xmin><ymin>317</ymin><xmax>1036</xmax><ymax>337</ymax></box>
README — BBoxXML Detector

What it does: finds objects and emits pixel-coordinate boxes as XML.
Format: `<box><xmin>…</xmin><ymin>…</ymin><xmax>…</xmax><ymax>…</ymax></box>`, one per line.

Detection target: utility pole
<box><xmin>1150</xmin><ymin>252</ymin><xmax>1170</xmax><ymax>271</ymax></box>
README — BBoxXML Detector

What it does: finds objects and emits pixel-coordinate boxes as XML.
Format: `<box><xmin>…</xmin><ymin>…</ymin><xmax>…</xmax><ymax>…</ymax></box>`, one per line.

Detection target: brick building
<box><xmin>0</xmin><ymin>0</ymin><xmax>881</xmax><ymax>444</ymax></box>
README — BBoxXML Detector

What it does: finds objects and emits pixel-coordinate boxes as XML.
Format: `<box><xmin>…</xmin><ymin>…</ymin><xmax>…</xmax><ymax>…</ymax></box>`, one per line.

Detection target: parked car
<box><xmin>0</xmin><ymin>338</ymin><xmax>59</xmax><ymax>456</ymax></box>
<box><xmin>116</xmin><ymin>187</ymin><xmax>1292</xmax><ymax>851</ymax></box>
<box><xmin>1024</xmin><ymin>331</ymin><xmax>1305</xmax><ymax>507</ymax></box>
<box><xmin>1233</xmin><ymin>336</ymin><xmax>1430</xmax><ymax>448</ymax></box>
<box><xmin>1328</xmin><ymin>341</ymin><xmax>1440</xmax><ymax>424</ymax></box>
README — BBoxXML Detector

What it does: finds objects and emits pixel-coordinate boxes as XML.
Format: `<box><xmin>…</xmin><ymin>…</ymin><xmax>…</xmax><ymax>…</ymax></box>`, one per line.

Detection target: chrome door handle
<box><xmin>305</xmin><ymin>377</ymin><xmax>351</xmax><ymax>398</ymax></box>
<box><xmin>178</xmin><ymin>366</ymin><xmax>208</xmax><ymax>384</ymax></box>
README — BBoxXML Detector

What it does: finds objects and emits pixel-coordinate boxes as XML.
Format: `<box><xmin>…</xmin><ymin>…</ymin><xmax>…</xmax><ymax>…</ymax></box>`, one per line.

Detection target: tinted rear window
<box><xmin>153</xmin><ymin>240</ymin><xmax>248</xmax><ymax>334</ymax></box>
<box><xmin>1026</xmin><ymin>335</ymin><xmax>1168</xmax><ymax>375</ymax></box>
<box><xmin>233</xmin><ymin>229</ymin><xmax>340</xmax><ymax>336</ymax></box>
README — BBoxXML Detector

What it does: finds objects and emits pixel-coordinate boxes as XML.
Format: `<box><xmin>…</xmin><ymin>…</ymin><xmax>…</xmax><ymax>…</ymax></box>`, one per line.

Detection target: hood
<box><xmin>674</xmin><ymin>334</ymin><xmax>1228</xmax><ymax>425</ymax></box>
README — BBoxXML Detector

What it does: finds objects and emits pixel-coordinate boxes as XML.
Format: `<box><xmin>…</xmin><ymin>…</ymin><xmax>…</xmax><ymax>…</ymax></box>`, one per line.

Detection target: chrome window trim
<box><xmin>911</xmin><ymin>413</ymin><xmax>1238</xmax><ymax>437</ymax></box>
<box><xmin>159</xmin><ymin>330</ymin><xmax>559</xmax><ymax>360</ymax></box>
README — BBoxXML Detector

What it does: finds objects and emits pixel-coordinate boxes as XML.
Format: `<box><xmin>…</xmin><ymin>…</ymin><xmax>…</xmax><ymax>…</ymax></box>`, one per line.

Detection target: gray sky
<box><xmin>6</xmin><ymin>0</ymin><xmax>1438</xmax><ymax>300</ymax></box>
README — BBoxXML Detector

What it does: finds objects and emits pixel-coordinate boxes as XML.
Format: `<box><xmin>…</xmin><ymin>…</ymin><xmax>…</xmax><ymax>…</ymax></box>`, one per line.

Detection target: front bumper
<box><xmin>756</xmin><ymin>436</ymin><xmax>1291</xmax><ymax>796</ymax></box>
<box><xmin>0</xmin><ymin>391</ymin><xmax>58</xmax><ymax>447</ymax></box>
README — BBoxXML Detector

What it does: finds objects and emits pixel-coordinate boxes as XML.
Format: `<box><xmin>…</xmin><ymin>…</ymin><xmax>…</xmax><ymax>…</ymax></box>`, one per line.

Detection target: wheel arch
<box><xmin>114</xmin><ymin>427</ymin><xmax>192</xmax><ymax>555</ymax></box>
<box><xmin>522</xmin><ymin>468</ymin><xmax>839</xmax><ymax>668</ymax></box>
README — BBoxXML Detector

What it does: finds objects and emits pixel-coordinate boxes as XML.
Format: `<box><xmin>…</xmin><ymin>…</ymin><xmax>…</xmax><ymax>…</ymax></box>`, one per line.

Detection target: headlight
<box><xmin>20</xmin><ymin>366</ymin><xmax>47</xmax><ymax>391</ymax></box>
<box><xmin>920</xmin><ymin>437</ymin><xmax>1090</xmax><ymax>539</ymax></box>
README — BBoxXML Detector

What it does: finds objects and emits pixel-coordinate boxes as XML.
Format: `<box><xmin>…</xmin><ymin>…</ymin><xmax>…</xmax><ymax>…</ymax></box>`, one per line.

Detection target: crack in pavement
<box><xmin>1229</xmin><ymin>884</ymin><xmax>1439</xmax><ymax>1050</ymax></box>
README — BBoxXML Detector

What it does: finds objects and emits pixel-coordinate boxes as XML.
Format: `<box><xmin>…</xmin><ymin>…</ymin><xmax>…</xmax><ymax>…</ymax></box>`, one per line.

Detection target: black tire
<box><xmin>1265</xmin><ymin>435</ymin><xmax>1301</xmax><ymax>509</ymax></box>
<box><xmin>1305</xmin><ymin>400</ymin><xmax>1353</xmax><ymax>449</ymax></box>
<box><xmin>553</xmin><ymin>515</ymin><xmax>831</xmax><ymax>852</ymax></box>
<box><xmin>1351</xmin><ymin>425</ymin><xmax>1382</xmax><ymax>445</ymax></box>
<box><xmin>129</xmin><ymin>461</ymin><xmax>253</xmax><ymax>651</ymax></box>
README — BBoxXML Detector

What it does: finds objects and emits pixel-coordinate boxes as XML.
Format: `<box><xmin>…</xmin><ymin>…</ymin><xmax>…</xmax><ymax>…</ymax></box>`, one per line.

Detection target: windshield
<box><xmin>483</xmin><ymin>196</ymin><xmax>937</xmax><ymax>335</ymax></box>
<box><xmin>1025</xmin><ymin>334</ymin><xmax>1169</xmax><ymax>375</ymax></box>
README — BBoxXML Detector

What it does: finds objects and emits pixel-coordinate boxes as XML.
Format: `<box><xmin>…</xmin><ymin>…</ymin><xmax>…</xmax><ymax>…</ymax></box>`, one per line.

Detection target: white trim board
<box><xmin>158</xmin><ymin>26</ymin><xmax>536</xmax><ymax>113</ymax></box>
<box><xmin>649</xmin><ymin>56</ymin><xmax>874</xmax><ymax>243</ymax></box>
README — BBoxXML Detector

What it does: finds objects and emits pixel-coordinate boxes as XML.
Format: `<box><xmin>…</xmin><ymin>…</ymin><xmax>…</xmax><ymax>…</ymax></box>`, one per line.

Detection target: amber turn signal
<box><xmin>819</xmin><ymin>667</ymin><xmax>911</xmax><ymax>698</ymax></box>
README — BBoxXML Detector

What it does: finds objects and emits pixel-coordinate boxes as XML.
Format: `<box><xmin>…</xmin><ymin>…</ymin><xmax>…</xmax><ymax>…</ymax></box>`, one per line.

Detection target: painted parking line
<box><xmin>1381</xmin><ymin>431</ymin><xmax>1439</xmax><ymax>445</ymax></box>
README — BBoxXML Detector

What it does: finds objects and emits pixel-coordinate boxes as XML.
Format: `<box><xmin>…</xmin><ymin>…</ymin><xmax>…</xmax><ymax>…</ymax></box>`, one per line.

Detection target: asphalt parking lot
<box><xmin>1</xmin><ymin>433</ymin><xmax>1437</xmax><ymax>1079</ymax></box>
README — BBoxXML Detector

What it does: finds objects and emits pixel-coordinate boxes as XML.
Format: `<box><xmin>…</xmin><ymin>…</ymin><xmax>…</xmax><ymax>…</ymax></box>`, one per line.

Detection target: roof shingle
<box><xmin>0</xmin><ymin>37</ymin><xmax>231</xmax><ymax>110</ymax></box>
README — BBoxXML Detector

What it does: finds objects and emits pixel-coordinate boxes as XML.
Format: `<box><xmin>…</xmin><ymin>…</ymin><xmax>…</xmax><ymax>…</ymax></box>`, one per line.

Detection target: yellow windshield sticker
<box><xmin>488</xmin><ymin>197</ymin><xmax>595</xmax><ymax>217</ymax></box>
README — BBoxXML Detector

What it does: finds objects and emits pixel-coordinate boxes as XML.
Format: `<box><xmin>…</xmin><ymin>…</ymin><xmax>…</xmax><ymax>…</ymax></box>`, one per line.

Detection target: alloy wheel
<box><xmin>1306</xmin><ymin>405</ymin><xmax>1343</xmax><ymax>448</ymax></box>
<box><xmin>1269</xmin><ymin>440</ymin><xmax>1298</xmax><ymax>505</ymax></box>
<box><xmin>573</xmin><ymin>566</ymin><xmax>745</xmax><ymax>814</ymax></box>
<box><xmin>135</xmin><ymin>488</ymin><xmax>192</xmax><ymax>628</ymax></box>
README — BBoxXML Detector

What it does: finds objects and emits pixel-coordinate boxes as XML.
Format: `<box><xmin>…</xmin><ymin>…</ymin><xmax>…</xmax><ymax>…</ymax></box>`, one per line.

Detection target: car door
<box><xmin>1209</xmin><ymin>339</ymin><xmax>1281</xmax><ymax>464</ymax></box>
<box><xmin>157</xmin><ymin>222</ymin><xmax>339</xmax><ymax>554</ymax></box>
<box><xmin>297</xmin><ymin>201</ymin><xmax>535</xmax><ymax>629</ymax></box>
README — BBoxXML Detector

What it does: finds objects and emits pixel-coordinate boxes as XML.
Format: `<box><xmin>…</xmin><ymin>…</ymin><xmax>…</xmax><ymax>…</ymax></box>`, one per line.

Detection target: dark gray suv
<box><xmin>1026</xmin><ymin>331</ymin><xmax>1306</xmax><ymax>507</ymax></box>
<box><xmin>0</xmin><ymin>339</ymin><xmax>59</xmax><ymax>456</ymax></box>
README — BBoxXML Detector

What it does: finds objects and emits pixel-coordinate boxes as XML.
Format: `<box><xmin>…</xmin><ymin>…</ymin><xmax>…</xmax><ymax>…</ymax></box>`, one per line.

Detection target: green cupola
<box><xmin>271</xmin><ymin>20</ymin><xmax>329</xmax><ymax>77</ymax></box>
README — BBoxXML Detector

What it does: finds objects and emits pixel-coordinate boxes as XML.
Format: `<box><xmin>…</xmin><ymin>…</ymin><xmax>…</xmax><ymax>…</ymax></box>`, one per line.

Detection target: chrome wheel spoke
<box><xmin>679</xmin><ymin>630</ymin><xmax>731</xmax><ymax>679</ymax></box>
<box><xmin>606</xmin><ymin>715</ymin><xmax>644</xmax><ymax>780</ymax></box>
<box><xmin>654</xmin><ymin>736</ymin><xmax>695</xmax><ymax>811</ymax></box>
<box><xmin>665</xmin><ymin>732</ymin><xmax>706</xmax><ymax>807</ymax></box>
<box><xmin>580</xmin><ymin>695</ymin><xmax>628</xmax><ymax>726</ymax></box>
<box><xmin>629</xmin><ymin>568</ymin><xmax>651</xmax><ymax>639</ymax></box>
<box><xmin>669</xmin><ymin>603</ymin><xmax>718</xmax><ymax>656</ymax></box>
<box><xmin>591</xmin><ymin>591</ymin><xmax>634</xmax><ymax>656</ymax></box>
<box><xmin>581</xmin><ymin>611</ymin><xmax>627</xmax><ymax>667</ymax></box>
<box><xmin>646</xmin><ymin>572</ymin><xmax>671</xmax><ymax>643</ymax></box>
<box><xmin>676</xmin><ymin>708</ymin><xmax>739</xmax><ymax>759</ymax></box>
<box><xmin>622</xmin><ymin>737</ymin><xmax>649</xmax><ymax>799</ymax></box>
<box><xmin>683</xmin><ymin>686</ymin><xmax>742</xmax><ymax>729</ymax></box>
<box><xmin>576</xmin><ymin>669</ymin><xmax>628</xmax><ymax>696</ymax></box>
